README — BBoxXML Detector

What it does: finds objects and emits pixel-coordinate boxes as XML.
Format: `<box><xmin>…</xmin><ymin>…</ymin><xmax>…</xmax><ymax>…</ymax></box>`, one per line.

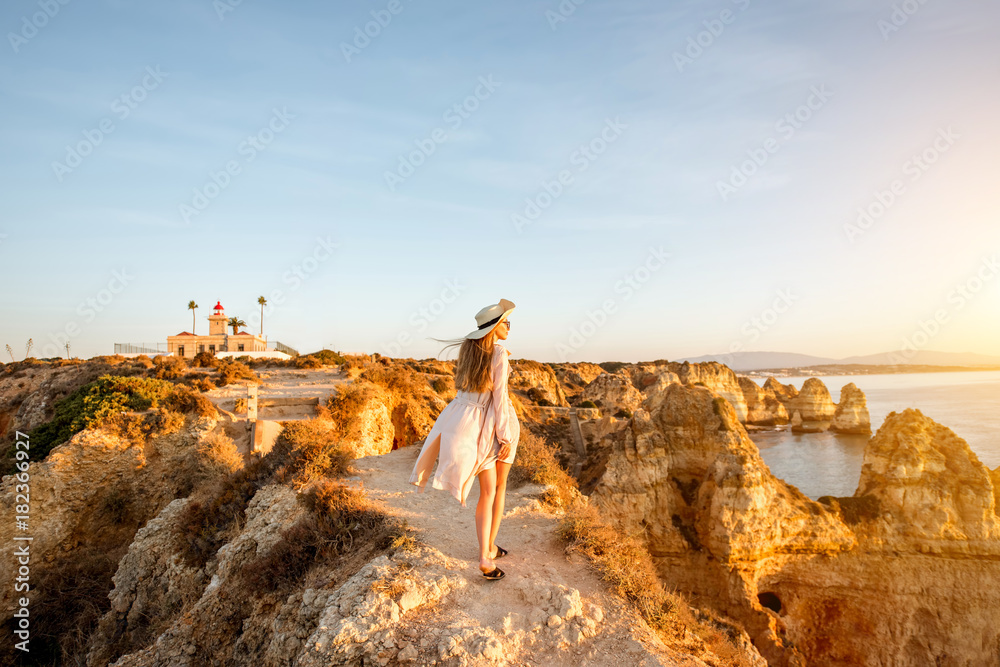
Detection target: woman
<box><xmin>408</xmin><ymin>298</ymin><xmax>520</xmax><ymax>580</ymax></box>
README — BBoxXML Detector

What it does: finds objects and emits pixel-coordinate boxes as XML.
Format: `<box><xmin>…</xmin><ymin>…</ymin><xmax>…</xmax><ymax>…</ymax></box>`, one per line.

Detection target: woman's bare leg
<box><xmin>475</xmin><ymin>467</ymin><xmax>498</xmax><ymax>573</ymax></box>
<box><xmin>488</xmin><ymin>460</ymin><xmax>512</xmax><ymax>557</ymax></box>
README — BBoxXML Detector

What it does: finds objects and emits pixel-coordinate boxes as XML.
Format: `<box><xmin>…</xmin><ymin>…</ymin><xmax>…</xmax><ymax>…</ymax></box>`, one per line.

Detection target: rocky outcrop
<box><xmin>784</xmin><ymin>377</ymin><xmax>836</xmax><ymax>422</ymax></box>
<box><xmin>86</xmin><ymin>449</ymin><xmax>729</xmax><ymax>667</ymax></box>
<box><xmin>762</xmin><ymin>377</ymin><xmax>797</xmax><ymax>402</ymax></box>
<box><xmin>0</xmin><ymin>359</ymin><xmax>137</xmax><ymax>442</ymax></box>
<box><xmin>332</xmin><ymin>377</ymin><xmax>447</xmax><ymax>456</ymax></box>
<box><xmin>586</xmin><ymin>382</ymin><xmax>854</xmax><ymax>664</ymax></box>
<box><xmin>763</xmin><ymin>410</ymin><xmax>1000</xmax><ymax>665</ymax></box>
<box><xmin>664</xmin><ymin>362</ymin><xmax>749</xmax><ymax>422</ymax></box>
<box><xmin>852</xmin><ymin>409</ymin><xmax>999</xmax><ymax>549</ymax></box>
<box><xmin>738</xmin><ymin>376</ymin><xmax>789</xmax><ymax>426</ymax></box>
<box><xmin>509</xmin><ymin>359</ymin><xmax>569</xmax><ymax>407</ymax></box>
<box><xmin>0</xmin><ymin>412</ymin><xmax>240</xmax><ymax>612</ymax></box>
<box><xmin>554</xmin><ymin>362</ymin><xmax>605</xmax><ymax>388</ymax></box>
<box><xmin>629</xmin><ymin>364</ymin><xmax>681</xmax><ymax>397</ymax></box>
<box><xmin>753</xmin><ymin>377</ymin><xmax>871</xmax><ymax>434</ymax></box>
<box><xmin>830</xmin><ymin>382</ymin><xmax>872</xmax><ymax>434</ymax></box>
<box><xmin>580</xmin><ymin>372</ymin><xmax>644</xmax><ymax>415</ymax></box>
<box><xmin>585</xmin><ymin>388</ymin><xmax>1000</xmax><ymax>666</ymax></box>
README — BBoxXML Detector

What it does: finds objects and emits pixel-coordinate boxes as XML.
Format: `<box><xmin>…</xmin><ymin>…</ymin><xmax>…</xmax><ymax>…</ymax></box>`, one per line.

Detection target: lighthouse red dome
<box><xmin>213</xmin><ymin>301</ymin><xmax>224</xmax><ymax>311</ymax></box>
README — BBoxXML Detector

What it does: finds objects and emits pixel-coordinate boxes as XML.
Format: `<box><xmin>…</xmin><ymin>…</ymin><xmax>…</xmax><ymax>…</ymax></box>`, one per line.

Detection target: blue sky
<box><xmin>1</xmin><ymin>0</ymin><xmax>998</xmax><ymax>363</ymax></box>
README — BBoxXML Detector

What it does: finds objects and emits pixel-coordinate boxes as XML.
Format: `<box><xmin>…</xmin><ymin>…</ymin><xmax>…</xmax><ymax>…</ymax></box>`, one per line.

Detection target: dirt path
<box><xmin>345</xmin><ymin>447</ymin><xmax>704</xmax><ymax>666</ymax></box>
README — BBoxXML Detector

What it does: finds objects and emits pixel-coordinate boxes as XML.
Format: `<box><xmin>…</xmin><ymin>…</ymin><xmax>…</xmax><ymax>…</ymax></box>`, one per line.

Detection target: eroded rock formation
<box><xmin>509</xmin><ymin>359</ymin><xmax>569</xmax><ymax>407</ymax></box>
<box><xmin>738</xmin><ymin>376</ymin><xmax>789</xmax><ymax>426</ymax></box>
<box><xmin>663</xmin><ymin>362</ymin><xmax>749</xmax><ymax>422</ymax></box>
<box><xmin>585</xmin><ymin>382</ymin><xmax>852</xmax><ymax>664</ymax></box>
<box><xmin>829</xmin><ymin>383</ymin><xmax>872</xmax><ymax>434</ymax></box>
<box><xmin>585</xmin><ymin>387</ymin><xmax>1000</xmax><ymax>666</ymax></box>
<box><xmin>580</xmin><ymin>372</ymin><xmax>644</xmax><ymax>415</ymax></box>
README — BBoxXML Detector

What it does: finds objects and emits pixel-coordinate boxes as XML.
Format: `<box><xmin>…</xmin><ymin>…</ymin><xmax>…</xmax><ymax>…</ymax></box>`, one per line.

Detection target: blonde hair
<box><xmin>431</xmin><ymin>330</ymin><xmax>499</xmax><ymax>393</ymax></box>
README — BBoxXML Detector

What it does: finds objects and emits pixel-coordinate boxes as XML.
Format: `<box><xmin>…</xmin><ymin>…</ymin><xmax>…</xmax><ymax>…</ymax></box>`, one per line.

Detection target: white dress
<box><xmin>408</xmin><ymin>342</ymin><xmax>521</xmax><ymax>506</ymax></box>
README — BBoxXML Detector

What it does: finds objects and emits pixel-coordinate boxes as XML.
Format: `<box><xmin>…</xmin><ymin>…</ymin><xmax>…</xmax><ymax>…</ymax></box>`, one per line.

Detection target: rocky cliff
<box><xmin>829</xmin><ymin>383</ymin><xmax>871</xmax><ymax>434</ymax></box>
<box><xmin>510</xmin><ymin>359</ymin><xmax>570</xmax><ymax>407</ymax></box>
<box><xmin>739</xmin><ymin>377</ymin><xmax>870</xmax><ymax>434</ymax></box>
<box><xmin>664</xmin><ymin>362</ymin><xmax>749</xmax><ymax>423</ymax></box>
<box><xmin>80</xmin><ymin>446</ymin><xmax>739</xmax><ymax>667</ymax></box>
<box><xmin>737</xmin><ymin>376</ymin><xmax>789</xmax><ymax>426</ymax></box>
<box><xmin>584</xmin><ymin>386</ymin><xmax>1000</xmax><ymax>666</ymax></box>
<box><xmin>585</xmin><ymin>383</ymin><xmax>854</xmax><ymax>664</ymax></box>
<box><xmin>580</xmin><ymin>372</ymin><xmax>645</xmax><ymax>415</ymax></box>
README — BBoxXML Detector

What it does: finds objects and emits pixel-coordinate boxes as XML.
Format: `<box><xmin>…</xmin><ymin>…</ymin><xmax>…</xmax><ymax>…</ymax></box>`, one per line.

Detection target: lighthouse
<box><xmin>208</xmin><ymin>300</ymin><xmax>228</xmax><ymax>336</ymax></box>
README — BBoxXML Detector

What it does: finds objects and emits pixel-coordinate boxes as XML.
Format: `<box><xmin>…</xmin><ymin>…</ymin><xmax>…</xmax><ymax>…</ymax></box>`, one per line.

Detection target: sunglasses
<box><xmin>502</xmin><ymin>320</ymin><xmax>511</xmax><ymax>328</ymax></box>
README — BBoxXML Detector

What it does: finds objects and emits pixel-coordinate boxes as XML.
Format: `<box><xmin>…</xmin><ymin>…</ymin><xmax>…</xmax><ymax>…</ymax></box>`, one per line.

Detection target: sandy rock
<box><xmin>830</xmin><ymin>382</ymin><xmax>872</xmax><ymax>434</ymax></box>
<box><xmin>663</xmin><ymin>361</ymin><xmax>749</xmax><ymax>423</ymax></box>
<box><xmin>581</xmin><ymin>372</ymin><xmax>644</xmax><ymax>414</ymax></box>
<box><xmin>855</xmin><ymin>409</ymin><xmax>1000</xmax><ymax>549</ymax></box>
<box><xmin>510</xmin><ymin>359</ymin><xmax>569</xmax><ymax>407</ymax></box>
<box><xmin>555</xmin><ymin>362</ymin><xmax>606</xmax><ymax>388</ymax></box>
<box><xmin>784</xmin><ymin>377</ymin><xmax>836</xmax><ymax>422</ymax></box>
<box><xmin>738</xmin><ymin>376</ymin><xmax>789</xmax><ymax>425</ymax></box>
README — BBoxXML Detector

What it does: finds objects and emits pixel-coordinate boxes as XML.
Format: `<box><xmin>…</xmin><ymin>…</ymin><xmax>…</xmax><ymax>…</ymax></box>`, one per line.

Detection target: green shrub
<box><xmin>300</xmin><ymin>349</ymin><xmax>345</xmax><ymax>366</ymax></box>
<box><xmin>578</xmin><ymin>400</ymin><xmax>597</xmax><ymax>409</ymax></box>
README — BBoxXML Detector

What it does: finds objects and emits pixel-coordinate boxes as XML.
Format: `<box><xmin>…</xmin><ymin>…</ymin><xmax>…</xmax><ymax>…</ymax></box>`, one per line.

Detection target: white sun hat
<box><xmin>464</xmin><ymin>298</ymin><xmax>515</xmax><ymax>340</ymax></box>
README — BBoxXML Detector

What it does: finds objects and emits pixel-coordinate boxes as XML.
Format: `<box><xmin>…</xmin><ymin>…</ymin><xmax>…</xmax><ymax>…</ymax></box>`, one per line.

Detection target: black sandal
<box><xmin>492</xmin><ymin>545</ymin><xmax>508</xmax><ymax>560</ymax></box>
<box><xmin>482</xmin><ymin>566</ymin><xmax>505</xmax><ymax>580</ymax></box>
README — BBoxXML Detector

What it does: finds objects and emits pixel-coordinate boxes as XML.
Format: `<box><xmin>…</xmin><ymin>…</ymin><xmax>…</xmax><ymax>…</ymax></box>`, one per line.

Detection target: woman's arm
<box><xmin>490</xmin><ymin>344</ymin><xmax>514</xmax><ymax>460</ymax></box>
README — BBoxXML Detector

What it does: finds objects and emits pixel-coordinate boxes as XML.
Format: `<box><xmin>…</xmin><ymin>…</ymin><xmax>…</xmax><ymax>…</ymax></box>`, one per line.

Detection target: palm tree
<box><xmin>257</xmin><ymin>295</ymin><xmax>267</xmax><ymax>336</ymax></box>
<box><xmin>228</xmin><ymin>316</ymin><xmax>246</xmax><ymax>335</ymax></box>
<box><xmin>188</xmin><ymin>300</ymin><xmax>198</xmax><ymax>334</ymax></box>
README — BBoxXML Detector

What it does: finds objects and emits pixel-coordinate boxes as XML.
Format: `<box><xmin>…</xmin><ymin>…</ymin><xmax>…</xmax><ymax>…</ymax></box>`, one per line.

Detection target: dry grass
<box><xmin>278</xmin><ymin>418</ymin><xmax>353</xmax><ymax>485</ymax></box>
<box><xmin>214</xmin><ymin>359</ymin><xmax>259</xmax><ymax>387</ymax></box>
<box><xmin>238</xmin><ymin>478</ymin><xmax>401</xmax><ymax>593</ymax></box>
<box><xmin>509</xmin><ymin>430</ymin><xmax>580</xmax><ymax>510</ymax></box>
<box><xmin>151</xmin><ymin>354</ymin><xmax>188</xmax><ymax>380</ymax></box>
<box><xmin>326</xmin><ymin>381</ymin><xmax>381</xmax><ymax>441</ymax></box>
<box><xmin>558</xmin><ymin>502</ymin><xmax>681</xmax><ymax>633</ymax></box>
<box><xmin>164</xmin><ymin>386</ymin><xmax>218</xmax><ymax>418</ymax></box>
<box><xmin>197</xmin><ymin>430</ymin><xmax>244</xmax><ymax>476</ymax></box>
<box><xmin>369</xmin><ymin>560</ymin><xmax>415</xmax><ymax>599</ymax></box>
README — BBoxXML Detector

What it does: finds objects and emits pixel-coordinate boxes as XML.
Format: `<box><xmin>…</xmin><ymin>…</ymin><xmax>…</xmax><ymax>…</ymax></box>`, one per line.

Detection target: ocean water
<box><xmin>747</xmin><ymin>370</ymin><xmax>1000</xmax><ymax>500</ymax></box>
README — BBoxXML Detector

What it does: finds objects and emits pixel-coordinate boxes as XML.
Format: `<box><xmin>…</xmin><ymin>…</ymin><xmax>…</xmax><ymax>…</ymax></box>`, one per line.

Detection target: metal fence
<box><xmin>114</xmin><ymin>343</ymin><xmax>168</xmax><ymax>355</ymax></box>
<box><xmin>270</xmin><ymin>341</ymin><xmax>299</xmax><ymax>357</ymax></box>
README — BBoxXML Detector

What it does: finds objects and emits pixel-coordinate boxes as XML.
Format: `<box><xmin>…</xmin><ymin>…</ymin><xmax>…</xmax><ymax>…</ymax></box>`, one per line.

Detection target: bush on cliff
<box><xmin>239</xmin><ymin>478</ymin><xmax>404</xmax><ymax>593</ymax></box>
<box><xmin>1</xmin><ymin>375</ymin><xmax>216</xmax><ymax>477</ymax></box>
<box><xmin>296</xmin><ymin>348</ymin><xmax>345</xmax><ymax>367</ymax></box>
<box><xmin>176</xmin><ymin>415</ymin><xmax>354</xmax><ymax>569</ymax></box>
<box><xmin>214</xmin><ymin>359</ymin><xmax>259</xmax><ymax>386</ymax></box>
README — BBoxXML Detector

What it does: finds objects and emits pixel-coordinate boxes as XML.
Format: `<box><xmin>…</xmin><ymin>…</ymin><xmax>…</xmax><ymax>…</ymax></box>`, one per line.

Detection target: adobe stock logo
<box><xmin>8</xmin><ymin>0</ymin><xmax>72</xmax><ymax>54</ymax></box>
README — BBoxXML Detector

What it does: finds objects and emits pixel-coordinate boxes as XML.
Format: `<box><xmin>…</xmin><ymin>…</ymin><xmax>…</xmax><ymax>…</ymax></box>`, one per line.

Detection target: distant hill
<box><xmin>838</xmin><ymin>350</ymin><xmax>1000</xmax><ymax>366</ymax></box>
<box><xmin>679</xmin><ymin>350</ymin><xmax>1000</xmax><ymax>371</ymax></box>
<box><xmin>679</xmin><ymin>351</ymin><xmax>837</xmax><ymax>371</ymax></box>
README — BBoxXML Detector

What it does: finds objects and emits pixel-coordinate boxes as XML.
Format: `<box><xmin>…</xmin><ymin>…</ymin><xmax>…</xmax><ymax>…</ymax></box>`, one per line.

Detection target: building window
<box><xmin>238</xmin><ymin>344</ymin><xmax>244</xmax><ymax>351</ymax></box>
<box><xmin>199</xmin><ymin>345</ymin><xmax>205</xmax><ymax>354</ymax></box>
<box><xmin>209</xmin><ymin>344</ymin><xmax>216</xmax><ymax>353</ymax></box>
<box><xmin>178</xmin><ymin>346</ymin><xmax>185</xmax><ymax>357</ymax></box>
